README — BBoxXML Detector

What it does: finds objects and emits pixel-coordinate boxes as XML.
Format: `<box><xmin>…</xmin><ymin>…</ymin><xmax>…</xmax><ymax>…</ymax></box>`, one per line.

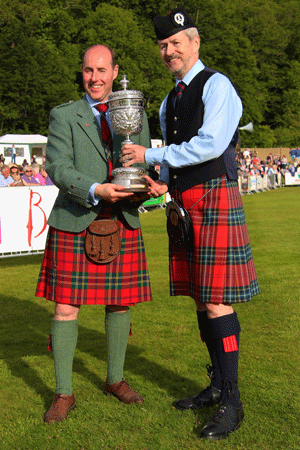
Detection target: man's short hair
<box><xmin>185</xmin><ymin>27</ymin><xmax>199</xmax><ymax>41</ymax></box>
<box><xmin>1</xmin><ymin>165</ymin><xmax>9</xmax><ymax>173</ymax></box>
<box><xmin>82</xmin><ymin>45</ymin><xmax>117</xmax><ymax>68</ymax></box>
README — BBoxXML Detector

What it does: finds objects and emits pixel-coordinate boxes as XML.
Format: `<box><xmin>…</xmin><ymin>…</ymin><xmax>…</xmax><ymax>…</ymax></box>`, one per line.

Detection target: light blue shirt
<box><xmin>145</xmin><ymin>59</ymin><xmax>243</xmax><ymax>184</ymax></box>
<box><xmin>86</xmin><ymin>93</ymin><xmax>113</xmax><ymax>132</ymax></box>
<box><xmin>0</xmin><ymin>174</ymin><xmax>15</xmax><ymax>187</ymax></box>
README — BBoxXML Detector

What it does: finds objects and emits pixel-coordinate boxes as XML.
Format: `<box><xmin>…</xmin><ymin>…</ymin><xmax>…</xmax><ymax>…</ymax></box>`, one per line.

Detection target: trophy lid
<box><xmin>108</xmin><ymin>75</ymin><xmax>144</xmax><ymax>103</ymax></box>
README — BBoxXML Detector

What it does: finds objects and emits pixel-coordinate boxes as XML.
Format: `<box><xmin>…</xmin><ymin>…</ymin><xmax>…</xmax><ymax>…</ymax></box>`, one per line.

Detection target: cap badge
<box><xmin>174</xmin><ymin>13</ymin><xmax>185</xmax><ymax>26</ymax></box>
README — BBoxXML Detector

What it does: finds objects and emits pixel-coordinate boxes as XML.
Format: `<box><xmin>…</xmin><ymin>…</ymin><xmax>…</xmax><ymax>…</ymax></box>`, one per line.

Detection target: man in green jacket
<box><xmin>36</xmin><ymin>44</ymin><xmax>157</xmax><ymax>423</ymax></box>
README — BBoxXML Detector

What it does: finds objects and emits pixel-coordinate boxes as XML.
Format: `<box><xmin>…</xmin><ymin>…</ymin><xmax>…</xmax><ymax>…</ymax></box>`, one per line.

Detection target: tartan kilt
<box><xmin>169</xmin><ymin>176</ymin><xmax>260</xmax><ymax>304</ymax></box>
<box><xmin>35</xmin><ymin>218</ymin><xmax>152</xmax><ymax>306</ymax></box>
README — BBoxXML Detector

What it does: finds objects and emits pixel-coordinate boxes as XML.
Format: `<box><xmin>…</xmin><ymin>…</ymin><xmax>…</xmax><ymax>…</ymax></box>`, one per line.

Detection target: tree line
<box><xmin>0</xmin><ymin>0</ymin><xmax>299</xmax><ymax>147</ymax></box>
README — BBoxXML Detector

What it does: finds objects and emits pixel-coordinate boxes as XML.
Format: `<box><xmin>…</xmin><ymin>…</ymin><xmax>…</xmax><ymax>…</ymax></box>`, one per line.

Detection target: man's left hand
<box><xmin>121</xmin><ymin>144</ymin><xmax>147</xmax><ymax>166</ymax></box>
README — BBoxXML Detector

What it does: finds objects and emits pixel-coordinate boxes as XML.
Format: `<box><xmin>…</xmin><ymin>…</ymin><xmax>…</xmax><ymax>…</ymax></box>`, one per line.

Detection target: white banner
<box><xmin>284</xmin><ymin>172</ymin><xmax>300</xmax><ymax>185</ymax></box>
<box><xmin>0</xmin><ymin>186</ymin><xmax>58</xmax><ymax>256</ymax></box>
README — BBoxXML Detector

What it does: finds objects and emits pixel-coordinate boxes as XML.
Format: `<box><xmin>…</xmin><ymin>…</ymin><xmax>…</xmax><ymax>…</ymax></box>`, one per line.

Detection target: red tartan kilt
<box><xmin>169</xmin><ymin>176</ymin><xmax>260</xmax><ymax>304</ymax></box>
<box><xmin>35</xmin><ymin>218</ymin><xmax>152</xmax><ymax>306</ymax></box>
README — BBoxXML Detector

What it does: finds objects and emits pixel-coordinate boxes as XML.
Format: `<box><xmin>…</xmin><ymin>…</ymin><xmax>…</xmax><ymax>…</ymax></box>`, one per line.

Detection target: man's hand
<box><xmin>94</xmin><ymin>183</ymin><xmax>134</xmax><ymax>202</ymax></box>
<box><xmin>121</xmin><ymin>144</ymin><xmax>147</xmax><ymax>166</ymax></box>
<box><xmin>144</xmin><ymin>176</ymin><xmax>168</xmax><ymax>198</ymax></box>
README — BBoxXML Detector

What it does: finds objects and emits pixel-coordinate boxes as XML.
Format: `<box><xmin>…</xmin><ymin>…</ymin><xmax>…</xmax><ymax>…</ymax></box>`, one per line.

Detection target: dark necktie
<box><xmin>94</xmin><ymin>103</ymin><xmax>113</xmax><ymax>177</ymax></box>
<box><xmin>175</xmin><ymin>81</ymin><xmax>186</xmax><ymax>109</ymax></box>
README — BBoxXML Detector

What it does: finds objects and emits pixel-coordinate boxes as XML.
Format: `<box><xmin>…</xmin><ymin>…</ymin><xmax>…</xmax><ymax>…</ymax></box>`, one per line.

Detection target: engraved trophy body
<box><xmin>108</xmin><ymin>75</ymin><xmax>149</xmax><ymax>192</ymax></box>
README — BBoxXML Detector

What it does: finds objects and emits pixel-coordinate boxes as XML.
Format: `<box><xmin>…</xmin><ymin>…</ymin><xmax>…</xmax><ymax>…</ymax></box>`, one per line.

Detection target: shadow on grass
<box><xmin>0</xmin><ymin>295</ymin><xmax>204</xmax><ymax>409</ymax></box>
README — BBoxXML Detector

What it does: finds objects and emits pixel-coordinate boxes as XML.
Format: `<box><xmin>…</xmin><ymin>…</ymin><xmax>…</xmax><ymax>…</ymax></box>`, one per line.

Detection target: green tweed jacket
<box><xmin>45</xmin><ymin>96</ymin><xmax>155</xmax><ymax>232</ymax></box>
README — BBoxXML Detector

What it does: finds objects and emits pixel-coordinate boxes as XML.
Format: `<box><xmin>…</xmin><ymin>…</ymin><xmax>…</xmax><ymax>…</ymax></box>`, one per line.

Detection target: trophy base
<box><xmin>111</xmin><ymin>167</ymin><xmax>149</xmax><ymax>193</ymax></box>
<box><xmin>122</xmin><ymin>186</ymin><xmax>149</xmax><ymax>193</ymax></box>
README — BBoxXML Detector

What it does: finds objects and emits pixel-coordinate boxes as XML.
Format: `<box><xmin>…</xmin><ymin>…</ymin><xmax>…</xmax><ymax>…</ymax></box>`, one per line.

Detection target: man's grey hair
<box><xmin>1</xmin><ymin>165</ymin><xmax>9</xmax><ymax>173</ymax></box>
<box><xmin>31</xmin><ymin>163</ymin><xmax>40</xmax><ymax>172</ymax></box>
<box><xmin>185</xmin><ymin>27</ymin><xmax>199</xmax><ymax>40</ymax></box>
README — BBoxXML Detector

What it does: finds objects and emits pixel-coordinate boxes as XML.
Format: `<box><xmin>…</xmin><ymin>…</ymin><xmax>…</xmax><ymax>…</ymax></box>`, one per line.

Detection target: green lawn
<box><xmin>0</xmin><ymin>187</ymin><xmax>299</xmax><ymax>450</ymax></box>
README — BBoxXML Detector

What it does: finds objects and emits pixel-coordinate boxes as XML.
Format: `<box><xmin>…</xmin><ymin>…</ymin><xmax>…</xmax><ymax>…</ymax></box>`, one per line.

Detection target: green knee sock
<box><xmin>50</xmin><ymin>319</ymin><xmax>78</xmax><ymax>396</ymax></box>
<box><xmin>105</xmin><ymin>308</ymin><xmax>130</xmax><ymax>385</ymax></box>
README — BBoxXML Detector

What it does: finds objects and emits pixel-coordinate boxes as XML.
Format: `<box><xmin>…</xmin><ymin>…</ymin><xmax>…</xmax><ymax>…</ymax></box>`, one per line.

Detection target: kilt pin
<box><xmin>169</xmin><ymin>176</ymin><xmax>260</xmax><ymax>305</ymax></box>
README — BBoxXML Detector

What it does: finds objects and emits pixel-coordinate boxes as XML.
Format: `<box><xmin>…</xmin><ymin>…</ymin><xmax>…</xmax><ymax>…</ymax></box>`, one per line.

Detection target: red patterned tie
<box><xmin>94</xmin><ymin>103</ymin><xmax>113</xmax><ymax>177</ymax></box>
<box><xmin>175</xmin><ymin>81</ymin><xmax>186</xmax><ymax>109</ymax></box>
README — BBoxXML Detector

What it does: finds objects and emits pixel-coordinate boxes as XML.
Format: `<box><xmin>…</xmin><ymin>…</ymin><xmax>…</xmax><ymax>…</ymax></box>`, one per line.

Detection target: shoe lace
<box><xmin>210</xmin><ymin>404</ymin><xmax>228</xmax><ymax>424</ymax></box>
<box><xmin>52</xmin><ymin>394</ymin><xmax>68</xmax><ymax>410</ymax></box>
<box><xmin>206</xmin><ymin>364</ymin><xmax>214</xmax><ymax>381</ymax></box>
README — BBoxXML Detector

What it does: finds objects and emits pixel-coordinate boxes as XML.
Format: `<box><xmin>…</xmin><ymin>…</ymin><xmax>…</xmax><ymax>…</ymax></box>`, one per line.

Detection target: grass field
<box><xmin>0</xmin><ymin>187</ymin><xmax>299</xmax><ymax>450</ymax></box>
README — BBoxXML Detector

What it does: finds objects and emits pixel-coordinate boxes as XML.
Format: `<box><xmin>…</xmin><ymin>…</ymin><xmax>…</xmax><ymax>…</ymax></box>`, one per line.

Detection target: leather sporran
<box><xmin>165</xmin><ymin>199</ymin><xmax>193</xmax><ymax>249</ymax></box>
<box><xmin>85</xmin><ymin>219</ymin><xmax>121</xmax><ymax>264</ymax></box>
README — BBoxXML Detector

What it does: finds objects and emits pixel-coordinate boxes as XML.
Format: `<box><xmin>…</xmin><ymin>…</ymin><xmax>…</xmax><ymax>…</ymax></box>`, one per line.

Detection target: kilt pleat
<box><xmin>35</xmin><ymin>219</ymin><xmax>152</xmax><ymax>306</ymax></box>
<box><xmin>169</xmin><ymin>176</ymin><xmax>260</xmax><ymax>304</ymax></box>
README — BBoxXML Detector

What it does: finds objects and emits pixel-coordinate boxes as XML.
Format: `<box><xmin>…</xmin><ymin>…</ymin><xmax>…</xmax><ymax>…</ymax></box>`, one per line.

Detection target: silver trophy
<box><xmin>108</xmin><ymin>75</ymin><xmax>149</xmax><ymax>192</ymax></box>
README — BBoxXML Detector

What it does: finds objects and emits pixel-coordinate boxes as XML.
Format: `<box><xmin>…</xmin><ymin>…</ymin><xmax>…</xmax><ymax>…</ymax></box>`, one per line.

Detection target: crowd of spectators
<box><xmin>0</xmin><ymin>158</ymin><xmax>54</xmax><ymax>187</ymax></box>
<box><xmin>1</xmin><ymin>149</ymin><xmax>299</xmax><ymax>187</ymax></box>
<box><xmin>236</xmin><ymin>149</ymin><xmax>300</xmax><ymax>178</ymax></box>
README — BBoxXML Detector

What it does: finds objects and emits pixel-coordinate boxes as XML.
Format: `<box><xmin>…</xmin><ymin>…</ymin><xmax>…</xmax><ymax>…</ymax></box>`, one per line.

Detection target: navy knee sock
<box><xmin>207</xmin><ymin>312</ymin><xmax>241</xmax><ymax>407</ymax></box>
<box><xmin>197</xmin><ymin>311</ymin><xmax>222</xmax><ymax>390</ymax></box>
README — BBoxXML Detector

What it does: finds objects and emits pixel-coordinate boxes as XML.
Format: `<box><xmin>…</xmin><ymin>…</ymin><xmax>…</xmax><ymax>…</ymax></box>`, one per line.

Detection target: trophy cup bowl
<box><xmin>108</xmin><ymin>75</ymin><xmax>149</xmax><ymax>192</ymax></box>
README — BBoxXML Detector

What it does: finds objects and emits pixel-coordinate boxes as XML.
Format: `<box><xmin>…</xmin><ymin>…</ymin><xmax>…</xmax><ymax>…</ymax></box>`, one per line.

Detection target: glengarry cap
<box><xmin>153</xmin><ymin>7</ymin><xmax>197</xmax><ymax>40</ymax></box>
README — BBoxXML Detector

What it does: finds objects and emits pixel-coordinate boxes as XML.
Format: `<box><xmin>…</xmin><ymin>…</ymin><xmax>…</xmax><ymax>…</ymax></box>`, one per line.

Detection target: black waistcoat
<box><xmin>166</xmin><ymin>67</ymin><xmax>239</xmax><ymax>192</ymax></box>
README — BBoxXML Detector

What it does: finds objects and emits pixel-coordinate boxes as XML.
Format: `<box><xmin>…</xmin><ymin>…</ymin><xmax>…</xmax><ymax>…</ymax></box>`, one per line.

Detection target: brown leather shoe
<box><xmin>44</xmin><ymin>393</ymin><xmax>76</xmax><ymax>423</ymax></box>
<box><xmin>104</xmin><ymin>380</ymin><xmax>144</xmax><ymax>404</ymax></box>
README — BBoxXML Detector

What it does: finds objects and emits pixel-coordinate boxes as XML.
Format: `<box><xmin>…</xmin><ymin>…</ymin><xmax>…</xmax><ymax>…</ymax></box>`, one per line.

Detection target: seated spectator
<box><xmin>31</xmin><ymin>163</ymin><xmax>46</xmax><ymax>185</ymax></box>
<box><xmin>254</xmin><ymin>164</ymin><xmax>264</xmax><ymax>176</ymax></box>
<box><xmin>252</xmin><ymin>153</ymin><xmax>260</xmax><ymax>166</ymax></box>
<box><xmin>281</xmin><ymin>155</ymin><xmax>288</xmax><ymax>170</ymax></box>
<box><xmin>249</xmin><ymin>164</ymin><xmax>256</xmax><ymax>175</ymax></box>
<box><xmin>21</xmin><ymin>166</ymin><xmax>41</xmax><ymax>185</ymax></box>
<box><xmin>0</xmin><ymin>165</ymin><xmax>21</xmax><ymax>186</ymax></box>
<box><xmin>10</xmin><ymin>164</ymin><xmax>24</xmax><ymax>185</ymax></box>
<box><xmin>243</xmin><ymin>148</ymin><xmax>250</xmax><ymax>158</ymax></box>
<box><xmin>0</xmin><ymin>154</ymin><xmax>5</xmax><ymax>164</ymax></box>
<box><xmin>245</xmin><ymin>154</ymin><xmax>251</xmax><ymax>168</ymax></box>
<box><xmin>40</xmin><ymin>165</ymin><xmax>54</xmax><ymax>185</ymax></box>
<box><xmin>288</xmin><ymin>164</ymin><xmax>296</xmax><ymax>176</ymax></box>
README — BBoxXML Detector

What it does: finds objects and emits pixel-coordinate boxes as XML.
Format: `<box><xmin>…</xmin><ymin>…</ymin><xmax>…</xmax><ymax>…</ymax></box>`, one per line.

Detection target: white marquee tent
<box><xmin>0</xmin><ymin>134</ymin><xmax>47</xmax><ymax>165</ymax></box>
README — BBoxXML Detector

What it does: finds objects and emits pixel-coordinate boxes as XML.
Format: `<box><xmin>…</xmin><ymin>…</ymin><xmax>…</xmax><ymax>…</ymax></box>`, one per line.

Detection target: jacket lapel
<box><xmin>76</xmin><ymin>97</ymin><xmax>107</xmax><ymax>162</ymax></box>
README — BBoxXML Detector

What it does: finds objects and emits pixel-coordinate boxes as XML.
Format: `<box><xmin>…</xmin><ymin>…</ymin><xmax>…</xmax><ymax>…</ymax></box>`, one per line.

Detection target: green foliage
<box><xmin>0</xmin><ymin>0</ymin><xmax>300</xmax><ymax>144</ymax></box>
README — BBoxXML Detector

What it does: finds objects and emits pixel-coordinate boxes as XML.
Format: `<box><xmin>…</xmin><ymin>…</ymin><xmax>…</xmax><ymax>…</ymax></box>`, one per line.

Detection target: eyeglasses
<box><xmin>25</xmin><ymin>170</ymin><xmax>32</xmax><ymax>173</ymax></box>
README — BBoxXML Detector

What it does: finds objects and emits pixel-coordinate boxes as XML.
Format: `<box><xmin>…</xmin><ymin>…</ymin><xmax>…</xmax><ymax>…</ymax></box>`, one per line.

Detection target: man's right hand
<box><xmin>94</xmin><ymin>183</ymin><xmax>134</xmax><ymax>203</ymax></box>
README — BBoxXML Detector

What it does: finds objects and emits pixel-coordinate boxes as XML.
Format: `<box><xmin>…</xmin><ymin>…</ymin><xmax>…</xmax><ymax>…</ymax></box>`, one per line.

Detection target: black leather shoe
<box><xmin>174</xmin><ymin>385</ymin><xmax>221</xmax><ymax>410</ymax></box>
<box><xmin>200</xmin><ymin>403</ymin><xmax>244</xmax><ymax>440</ymax></box>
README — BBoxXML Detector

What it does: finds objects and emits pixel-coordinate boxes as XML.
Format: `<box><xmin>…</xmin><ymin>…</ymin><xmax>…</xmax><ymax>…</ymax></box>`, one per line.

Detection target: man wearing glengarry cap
<box><xmin>121</xmin><ymin>7</ymin><xmax>260</xmax><ymax>440</ymax></box>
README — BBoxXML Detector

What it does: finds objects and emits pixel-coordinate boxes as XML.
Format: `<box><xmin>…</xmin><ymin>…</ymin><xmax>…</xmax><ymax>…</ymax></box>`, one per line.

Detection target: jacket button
<box><xmin>174</xmin><ymin>116</ymin><xmax>177</xmax><ymax>121</ymax></box>
<box><xmin>70</xmin><ymin>184</ymin><xmax>75</xmax><ymax>188</ymax></box>
<box><xmin>174</xmin><ymin>130</ymin><xmax>177</xmax><ymax>134</ymax></box>
<box><xmin>77</xmin><ymin>177</ymin><xmax>81</xmax><ymax>180</ymax></box>
<box><xmin>173</xmin><ymin>175</ymin><xmax>177</xmax><ymax>179</ymax></box>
